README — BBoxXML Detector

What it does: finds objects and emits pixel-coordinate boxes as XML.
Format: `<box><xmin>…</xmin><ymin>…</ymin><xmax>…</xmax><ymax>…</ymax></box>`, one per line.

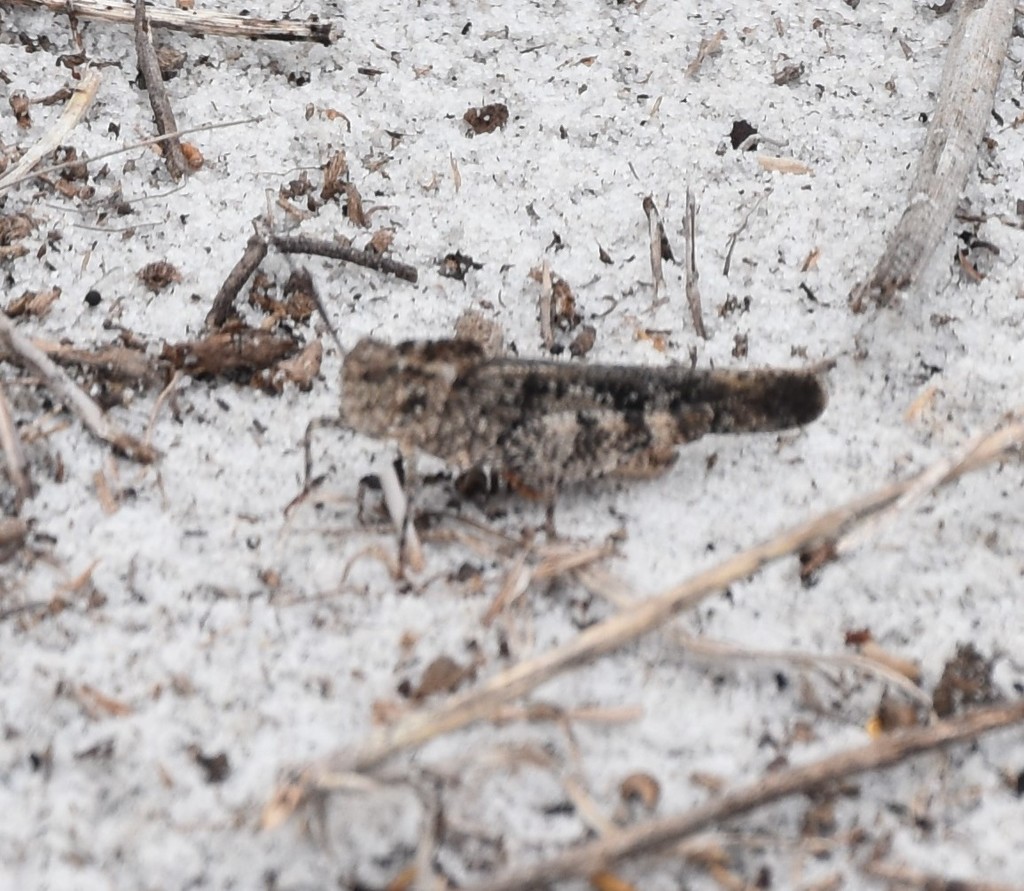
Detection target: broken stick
<box><xmin>850</xmin><ymin>0</ymin><xmax>1016</xmax><ymax>309</ymax></box>
<box><xmin>8</xmin><ymin>0</ymin><xmax>335</xmax><ymax>43</ymax></box>
<box><xmin>271</xmin><ymin>235</ymin><xmax>419</xmax><ymax>283</ymax></box>
<box><xmin>0</xmin><ymin>313</ymin><xmax>156</xmax><ymax>463</ymax></box>
<box><xmin>133</xmin><ymin>0</ymin><xmax>187</xmax><ymax>179</ymax></box>
<box><xmin>0</xmin><ymin>70</ymin><xmax>101</xmax><ymax>194</ymax></box>
<box><xmin>473</xmin><ymin>699</ymin><xmax>1024</xmax><ymax>891</ymax></box>
<box><xmin>683</xmin><ymin>186</ymin><xmax>707</xmax><ymax>338</ymax></box>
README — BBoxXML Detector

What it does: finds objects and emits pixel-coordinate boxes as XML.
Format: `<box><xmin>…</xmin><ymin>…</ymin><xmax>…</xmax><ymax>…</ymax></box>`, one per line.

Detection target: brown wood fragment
<box><xmin>42</xmin><ymin>343</ymin><xmax>162</xmax><ymax>386</ymax></box>
<box><xmin>0</xmin><ymin>517</ymin><xmax>28</xmax><ymax>562</ymax></box>
<box><xmin>162</xmin><ymin>327</ymin><xmax>299</xmax><ymax>378</ymax></box>
<box><xmin>320</xmin><ymin>149</ymin><xmax>348</xmax><ymax>201</ymax></box>
<box><xmin>133</xmin><ymin>0</ymin><xmax>188</xmax><ymax>179</ymax></box>
<box><xmin>271</xmin><ymin>234</ymin><xmax>418</xmax><ymax>283</ymax></box>
<box><xmin>683</xmin><ymin>186</ymin><xmax>708</xmax><ymax>339</ymax></box>
<box><xmin>207</xmin><ymin>232</ymin><xmax>269</xmax><ymax>328</ymax></box>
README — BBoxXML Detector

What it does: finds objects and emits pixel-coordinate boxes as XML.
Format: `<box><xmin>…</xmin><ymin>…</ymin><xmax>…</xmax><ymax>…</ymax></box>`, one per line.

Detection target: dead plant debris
<box><xmin>137</xmin><ymin>260</ymin><xmax>182</xmax><ymax>292</ymax></box>
<box><xmin>464</xmin><ymin>102</ymin><xmax>509</xmax><ymax>135</ymax></box>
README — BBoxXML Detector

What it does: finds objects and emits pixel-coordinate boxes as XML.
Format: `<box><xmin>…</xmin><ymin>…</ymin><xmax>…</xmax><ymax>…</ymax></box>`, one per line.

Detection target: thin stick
<box><xmin>683</xmin><ymin>185</ymin><xmax>707</xmax><ymax>339</ymax></box>
<box><xmin>206</xmin><ymin>232</ymin><xmax>269</xmax><ymax>328</ymax></box>
<box><xmin>538</xmin><ymin>260</ymin><xmax>555</xmax><ymax>350</ymax></box>
<box><xmin>133</xmin><ymin>0</ymin><xmax>186</xmax><ymax>179</ymax></box>
<box><xmin>0</xmin><ymin>70</ymin><xmax>101</xmax><ymax>192</ymax></box>
<box><xmin>8</xmin><ymin>0</ymin><xmax>335</xmax><ymax>43</ymax></box>
<box><xmin>642</xmin><ymin>195</ymin><xmax>669</xmax><ymax>307</ymax></box>
<box><xmin>0</xmin><ymin>117</ymin><xmax>259</xmax><ymax>195</ymax></box>
<box><xmin>471</xmin><ymin>699</ymin><xmax>1024</xmax><ymax>891</ymax></box>
<box><xmin>262</xmin><ymin>415</ymin><xmax>1024</xmax><ymax>827</ymax></box>
<box><xmin>865</xmin><ymin>859</ymin><xmax>1023</xmax><ymax>891</ymax></box>
<box><xmin>270</xmin><ymin>234</ymin><xmax>419</xmax><ymax>284</ymax></box>
<box><xmin>723</xmin><ymin>189</ymin><xmax>769</xmax><ymax>277</ymax></box>
<box><xmin>0</xmin><ymin>380</ymin><xmax>32</xmax><ymax>508</ymax></box>
<box><xmin>379</xmin><ymin>458</ymin><xmax>424</xmax><ymax>574</ymax></box>
<box><xmin>673</xmin><ymin>632</ymin><xmax>933</xmax><ymax>709</ymax></box>
<box><xmin>0</xmin><ymin>313</ymin><xmax>156</xmax><ymax>463</ymax></box>
<box><xmin>576</xmin><ymin>565</ymin><xmax>933</xmax><ymax>708</ymax></box>
<box><xmin>850</xmin><ymin>0</ymin><xmax>1016</xmax><ymax>308</ymax></box>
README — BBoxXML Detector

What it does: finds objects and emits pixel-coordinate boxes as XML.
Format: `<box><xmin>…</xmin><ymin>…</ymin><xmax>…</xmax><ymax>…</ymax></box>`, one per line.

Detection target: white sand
<box><xmin>1</xmin><ymin>2</ymin><xmax>1022</xmax><ymax>888</ymax></box>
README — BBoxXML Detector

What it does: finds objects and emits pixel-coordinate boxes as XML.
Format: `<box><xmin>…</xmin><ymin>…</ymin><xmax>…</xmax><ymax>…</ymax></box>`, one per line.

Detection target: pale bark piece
<box><xmin>0</xmin><ymin>313</ymin><xmax>156</xmax><ymax>463</ymax></box>
<box><xmin>851</xmin><ymin>0</ymin><xmax>1016</xmax><ymax>308</ymax></box>
<box><xmin>8</xmin><ymin>0</ymin><xmax>335</xmax><ymax>43</ymax></box>
<box><xmin>0</xmin><ymin>70</ymin><xmax>101</xmax><ymax>194</ymax></box>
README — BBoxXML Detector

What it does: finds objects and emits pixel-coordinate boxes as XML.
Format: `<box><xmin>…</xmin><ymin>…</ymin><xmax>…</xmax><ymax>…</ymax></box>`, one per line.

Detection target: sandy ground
<box><xmin>1</xmin><ymin>1</ymin><xmax>1023</xmax><ymax>889</ymax></box>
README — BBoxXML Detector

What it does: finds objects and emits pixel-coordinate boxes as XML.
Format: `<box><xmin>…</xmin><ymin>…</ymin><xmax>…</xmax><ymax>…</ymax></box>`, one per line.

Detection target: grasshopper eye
<box><xmin>400</xmin><ymin>392</ymin><xmax>428</xmax><ymax>415</ymax></box>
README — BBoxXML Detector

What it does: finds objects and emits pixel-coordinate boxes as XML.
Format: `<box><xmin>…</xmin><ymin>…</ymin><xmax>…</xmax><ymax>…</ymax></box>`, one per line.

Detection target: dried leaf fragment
<box><xmin>590</xmin><ymin>870</ymin><xmax>637</xmax><ymax>891</ymax></box>
<box><xmin>933</xmin><ymin>643</ymin><xmax>1001</xmax><ymax>718</ymax></box>
<box><xmin>619</xmin><ymin>772</ymin><xmax>660</xmax><ymax>810</ymax></box>
<box><xmin>76</xmin><ymin>683</ymin><xmax>133</xmax><ymax>718</ymax></box>
<box><xmin>367</xmin><ymin>228</ymin><xmax>394</xmax><ymax>255</ymax></box>
<box><xmin>757</xmin><ymin>155</ymin><xmax>812</xmax><ymax>175</ymax></box>
<box><xmin>345</xmin><ymin>182</ymin><xmax>369</xmax><ymax>227</ymax></box>
<box><xmin>439</xmin><ymin>251</ymin><xmax>482</xmax><ymax>281</ymax></box>
<box><xmin>9</xmin><ymin>91</ymin><xmax>31</xmax><ymax>128</ymax></box>
<box><xmin>138</xmin><ymin>261</ymin><xmax>182</xmax><ymax>293</ymax></box>
<box><xmin>0</xmin><ymin>213</ymin><xmax>37</xmax><ymax>245</ymax></box>
<box><xmin>569</xmin><ymin>324</ymin><xmax>596</xmax><ymax>358</ymax></box>
<box><xmin>188</xmin><ymin>745</ymin><xmax>231</xmax><ymax>783</ymax></box>
<box><xmin>321</xmin><ymin>149</ymin><xmax>348</xmax><ymax>201</ymax></box>
<box><xmin>686</xmin><ymin>29</ymin><xmax>726</xmax><ymax>78</ymax></box>
<box><xmin>268</xmin><ymin>339</ymin><xmax>322</xmax><ymax>391</ymax></box>
<box><xmin>464</xmin><ymin>102</ymin><xmax>509</xmax><ymax>135</ymax></box>
<box><xmin>6</xmin><ymin>287</ymin><xmax>60</xmax><ymax>317</ymax></box>
<box><xmin>413</xmin><ymin>655</ymin><xmax>472</xmax><ymax>701</ymax></box>
<box><xmin>180</xmin><ymin>142</ymin><xmax>203</xmax><ymax>170</ymax></box>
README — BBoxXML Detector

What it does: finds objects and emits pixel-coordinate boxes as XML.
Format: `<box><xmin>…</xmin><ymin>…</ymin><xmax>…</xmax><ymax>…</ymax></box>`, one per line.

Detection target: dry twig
<box><xmin>9</xmin><ymin>0</ymin><xmax>335</xmax><ymax>43</ymax></box>
<box><xmin>263</xmin><ymin>414</ymin><xmax>1024</xmax><ymax>827</ymax></box>
<box><xmin>0</xmin><ymin>313</ymin><xmax>156</xmax><ymax>463</ymax></box>
<box><xmin>271</xmin><ymin>234</ymin><xmax>419</xmax><ymax>284</ymax></box>
<box><xmin>864</xmin><ymin>858</ymin><xmax>1023</xmax><ymax>891</ymax></box>
<box><xmin>0</xmin><ymin>117</ymin><xmax>257</xmax><ymax>195</ymax></box>
<box><xmin>0</xmin><ymin>381</ymin><xmax>32</xmax><ymax>507</ymax></box>
<box><xmin>576</xmin><ymin>565</ymin><xmax>933</xmax><ymax>708</ymax></box>
<box><xmin>206</xmin><ymin>232</ymin><xmax>269</xmax><ymax>328</ymax></box>
<box><xmin>538</xmin><ymin>261</ymin><xmax>555</xmax><ymax>350</ymax></box>
<box><xmin>722</xmin><ymin>189</ymin><xmax>769</xmax><ymax>277</ymax></box>
<box><xmin>133</xmin><ymin>0</ymin><xmax>187</xmax><ymax>179</ymax></box>
<box><xmin>683</xmin><ymin>186</ymin><xmax>707</xmax><ymax>338</ymax></box>
<box><xmin>471</xmin><ymin>699</ymin><xmax>1024</xmax><ymax>891</ymax></box>
<box><xmin>642</xmin><ymin>195</ymin><xmax>671</xmax><ymax>306</ymax></box>
<box><xmin>0</xmin><ymin>70</ymin><xmax>101</xmax><ymax>193</ymax></box>
<box><xmin>850</xmin><ymin>0</ymin><xmax>1016</xmax><ymax>308</ymax></box>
